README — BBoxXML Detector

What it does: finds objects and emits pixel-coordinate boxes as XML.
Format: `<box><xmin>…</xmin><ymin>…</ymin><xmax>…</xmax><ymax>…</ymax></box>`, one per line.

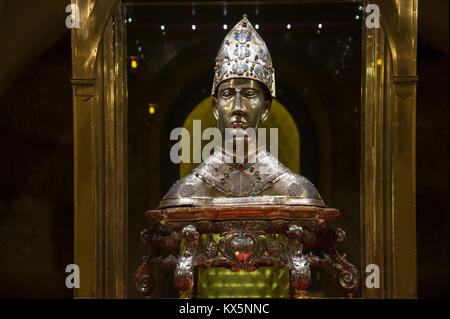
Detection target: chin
<box><xmin>226</xmin><ymin>127</ymin><xmax>247</xmax><ymax>134</ymax></box>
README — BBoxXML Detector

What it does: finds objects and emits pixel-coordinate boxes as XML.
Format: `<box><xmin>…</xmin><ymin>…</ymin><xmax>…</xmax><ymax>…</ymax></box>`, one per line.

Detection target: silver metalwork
<box><xmin>212</xmin><ymin>14</ymin><xmax>275</xmax><ymax>97</ymax></box>
<box><xmin>267</xmin><ymin>236</ymin><xmax>283</xmax><ymax>258</ymax></box>
<box><xmin>135</xmin><ymin>256</ymin><xmax>155</xmax><ymax>296</ymax></box>
<box><xmin>159</xmin><ymin>146</ymin><xmax>325</xmax><ymax>208</ymax></box>
<box><xmin>173</xmin><ymin>225</ymin><xmax>200</xmax><ymax>292</ymax></box>
<box><xmin>179</xmin><ymin>184</ymin><xmax>195</xmax><ymax>198</ymax></box>
<box><xmin>217</xmin><ymin>221</ymin><xmax>266</xmax><ymax>272</ymax></box>
<box><xmin>288</xmin><ymin>183</ymin><xmax>302</xmax><ymax>196</ymax></box>
<box><xmin>142</xmin><ymin>215</ymin><xmax>360</xmax><ymax>298</ymax></box>
<box><xmin>205</xmin><ymin>237</ymin><xmax>219</xmax><ymax>259</ymax></box>
<box><xmin>284</xmin><ymin>225</ymin><xmax>312</xmax><ymax>291</ymax></box>
<box><xmin>332</xmin><ymin>252</ymin><xmax>360</xmax><ymax>294</ymax></box>
<box><xmin>159</xmin><ymin>15</ymin><xmax>325</xmax><ymax>210</ymax></box>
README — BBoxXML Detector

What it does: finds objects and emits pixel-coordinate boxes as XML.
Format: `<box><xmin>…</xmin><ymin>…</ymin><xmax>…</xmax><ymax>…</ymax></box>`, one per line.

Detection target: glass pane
<box><xmin>126</xmin><ymin>1</ymin><xmax>362</xmax><ymax>298</ymax></box>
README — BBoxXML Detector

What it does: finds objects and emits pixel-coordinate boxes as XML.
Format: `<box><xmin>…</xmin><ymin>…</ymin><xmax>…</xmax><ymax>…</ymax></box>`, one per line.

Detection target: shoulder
<box><xmin>258</xmin><ymin>152</ymin><xmax>323</xmax><ymax>200</ymax></box>
<box><xmin>161</xmin><ymin>172</ymin><xmax>203</xmax><ymax>200</ymax></box>
<box><xmin>158</xmin><ymin>160</ymin><xmax>223</xmax><ymax>208</ymax></box>
<box><xmin>283</xmin><ymin>172</ymin><xmax>321</xmax><ymax>196</ymax></box>
<box><xmin>268</xmin><ymin>169</ymin><xmax>325</xmax><ymax>205</ymax></box>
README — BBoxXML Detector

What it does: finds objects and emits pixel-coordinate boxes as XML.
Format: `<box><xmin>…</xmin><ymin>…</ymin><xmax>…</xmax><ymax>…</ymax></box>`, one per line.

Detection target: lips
<box><xmin>231</xmin><ymin>120</ymin><xmax>246</xmax><ymax>128</ymax></box>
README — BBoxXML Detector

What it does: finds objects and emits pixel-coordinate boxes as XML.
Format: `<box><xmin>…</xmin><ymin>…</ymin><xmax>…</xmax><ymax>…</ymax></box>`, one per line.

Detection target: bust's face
<box><xmin>213</xmin><ymin>79</ymin><xmax>271</xmax><ymax>135</ymax></box>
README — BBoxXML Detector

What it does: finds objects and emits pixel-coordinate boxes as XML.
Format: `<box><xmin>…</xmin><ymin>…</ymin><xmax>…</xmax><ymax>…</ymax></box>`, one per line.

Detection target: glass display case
<box><xmin>126</xmin><ymin>1</ymin><xmax>362</xmax><ymax>298</ymax></box>
<box><xmin>70</xmin><ymin>0</ymin><xmax>418</xmax><ymax>299</ymax></box>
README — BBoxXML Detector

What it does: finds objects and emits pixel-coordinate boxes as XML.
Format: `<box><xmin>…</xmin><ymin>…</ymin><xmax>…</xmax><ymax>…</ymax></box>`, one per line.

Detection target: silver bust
<box><xmin>159</xmin><ymin>15</ymin><xmax>325</xmax><ymax>209</ymax></box>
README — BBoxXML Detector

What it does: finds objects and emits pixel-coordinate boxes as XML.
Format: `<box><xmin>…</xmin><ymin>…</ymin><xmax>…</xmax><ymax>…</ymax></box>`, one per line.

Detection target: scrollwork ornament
<box><xmin>286</xmin><ymin>224</ymin><xmax>304</xmax><ymax>240</ymax></box>
<box><xmin>331</xmin><ymin>227</ymin><xmax>359</xmax><ymax>294</ymax></box>
<box><xmin>179</xmin><ymin>184</ymin><xmax>195</xmax><ymax>198</ymax></box>
<box><xmin>288</xmin><ymin>183</ymin><xmax>302</xmax><ymax>196</ymax></box>
<box><xmin>267</xmin><ymin>236</ymin><xmax>283</xmax><ymax>258</ymax></box>
<box><xmin>140</xmin><ymin>228</ymin><xmax>150</xmax><ymax>245</ymax></box>
<box><xmin>333</xmin><ymin>252</ymin><xmax>360</xmax><ymax>294</ymax></box>
<box><xmin>291</xmin><ymin>255</ymin><xmax>312</xmax><ymax>291</ymax></box>
<box><xmin>138</xmin><ymin>208</ymin><xmax>360</xmax><ymax>298</ymax></box>
<box><xmin>135</xmin><ymin>256</ymin><xmax>155</xmax><ymax>296</ymax></box>
<box><xmin>285</xmin><ymin>225</ymin><xmax>312</xmax><ymax>291</ymax></box>
<box><xmin>173</xmin><ymin>225</ymin><xmax>200</xmax><ymax>292</ymax></box>
<box><xmin>336</xmin><ymin>228</ymin><xmax>346</xmax><ymax>242</ymax></box>
<box><xmin>218</xmin><ymin>225</ymin><xmax>266</xmax><ymax>272</ymax></box>
<box><xmin>205</xmin><ymin>237</ymin><xmax>219</xmax><ymax>259</ymax></box>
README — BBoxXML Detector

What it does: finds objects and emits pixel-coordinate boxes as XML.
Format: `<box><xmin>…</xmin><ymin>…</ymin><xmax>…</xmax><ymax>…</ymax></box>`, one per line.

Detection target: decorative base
<box><xmin>135</xmin><ymin>205</ymin><xmax>360</xmax><ymax>298</ymax></box>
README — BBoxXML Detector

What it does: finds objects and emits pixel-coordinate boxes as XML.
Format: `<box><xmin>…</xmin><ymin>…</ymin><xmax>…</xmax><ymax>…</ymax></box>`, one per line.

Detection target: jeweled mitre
<box><xmin>211</xmin><ymin>14</ymin><xmax>276</xmax><ymax>98</ymax></box>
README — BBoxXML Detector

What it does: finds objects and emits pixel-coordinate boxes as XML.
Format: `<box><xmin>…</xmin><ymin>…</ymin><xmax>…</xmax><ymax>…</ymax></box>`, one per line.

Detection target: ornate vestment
<box><xmin>159</xmin><ymin>147</ymin><xmax>325</xmax><ymax>208</ymax></box>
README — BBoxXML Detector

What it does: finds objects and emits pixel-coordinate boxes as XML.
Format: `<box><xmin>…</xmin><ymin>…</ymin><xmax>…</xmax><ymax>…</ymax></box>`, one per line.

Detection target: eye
<box><xmin>221</xmin><ymin>89</ymin><xmax>233</xmax><ymax>98</ymax></box>
<box><xmin>243</xmin><ymin>89</ymin><xmax>256</xmax><ymax>98</ymax></box>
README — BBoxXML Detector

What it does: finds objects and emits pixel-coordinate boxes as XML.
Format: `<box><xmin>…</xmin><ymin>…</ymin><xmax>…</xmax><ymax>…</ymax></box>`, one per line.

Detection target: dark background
<box><xmin>0</xmin><ymin>0</ymin><xmax>448</xmax><ymax>298</ymax></box>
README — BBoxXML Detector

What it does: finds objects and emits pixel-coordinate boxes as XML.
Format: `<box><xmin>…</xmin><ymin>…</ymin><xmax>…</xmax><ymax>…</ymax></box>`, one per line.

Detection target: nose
<box><xmin>231</xmin><ymin>92</ymin><xmax>245</xmax><ymax>115</ymax></box>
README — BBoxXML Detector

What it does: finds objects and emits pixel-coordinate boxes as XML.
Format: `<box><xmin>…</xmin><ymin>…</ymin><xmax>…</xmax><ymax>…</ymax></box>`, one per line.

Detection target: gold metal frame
<box><xmin>71</xmin><ymin>0</ymin><xmax>417</xmax><ymax>298</ymax></box>
<box><xmin>361</xmin><ymin>0</ymin><xmax>417</xmax><ymax>298</ymax></box>
<box><xmin>71</xmin><ymin>0</ymin><xmax>126</xmax><ymax>298</ymax></box>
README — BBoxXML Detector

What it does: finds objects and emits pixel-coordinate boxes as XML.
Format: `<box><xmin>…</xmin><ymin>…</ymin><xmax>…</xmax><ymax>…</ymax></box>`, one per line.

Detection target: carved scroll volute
<box><xmin>173</xmin><ymin>225</ymin><xmax>200</xmax><ymax>295</ymax></box>
<box><xmin>332</xmin><ymin>228</ymin><xmax>360</xmax><ymax>296</ymax></box>
<box><xmin>285</xmin><ymin>225</ymin><xmax>312</xmax><ymax>292</ymax></box>
<box><xmin>135</xmin><ymin>257</ymin><xmax>155</xmax><ymax>297</ymax></box>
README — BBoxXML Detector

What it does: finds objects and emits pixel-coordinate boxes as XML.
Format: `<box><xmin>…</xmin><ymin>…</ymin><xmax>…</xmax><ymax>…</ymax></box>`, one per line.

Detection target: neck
<box><xmin>219</xmin><ymin>140</ymin><xmax>267</xmax><ymax>165</ymax></box>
